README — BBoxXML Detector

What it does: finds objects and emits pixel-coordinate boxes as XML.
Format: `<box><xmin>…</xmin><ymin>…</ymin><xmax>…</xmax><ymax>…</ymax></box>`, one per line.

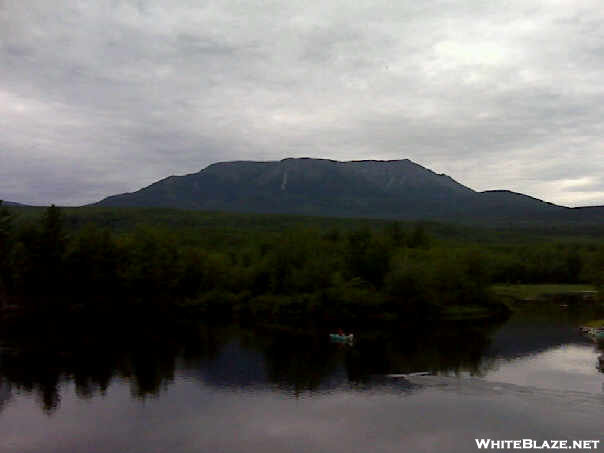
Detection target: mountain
<box><xmin>0</xmin><ymin>201</ymin><xmax>23</xmax><ymax>207</ymax></box>
<box><xmin>94</xmin><ymin>158</ymin><xmax>604</xmax><ymax>225</ymax></box>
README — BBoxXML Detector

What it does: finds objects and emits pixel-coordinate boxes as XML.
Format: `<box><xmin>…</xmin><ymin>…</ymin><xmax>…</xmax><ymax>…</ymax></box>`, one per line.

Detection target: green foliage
<box><xmin>65</xmin><ymin>225</ymin><xmax>120</xmax><ymax>305</ymax></box>
<box><xmin>584</xmin><ymin>319</ymin><xmax>604</xmax><ymax>328</ymax></box>
<box><xmin>386</xmin><ymin>254</ymin><xmax>430</xmax><ymax>303</ymax></box>
<box><xmin>0</xmin><ymin>205</ymin><xmax>601</xmax><ymax>323</ymax></box>
<box><xmin>0</xmin><ymin>200</ymin><xmax>13</xmax><ymax>246</ymax></box>
<box><xmin>0</xmin><ymin>201</ymin><xmax>14</xmax><ymax>302</ymax></box>
<box><xmin>345</xmin><ymin>227</ymin><xmax>391</xmax><ymax>287</ymax></box>
<box><xmin>586</xmin><ymin>245</ymin><xmax>604</xmax><ymax>289</ymax></box>
<box><xmin>492</xmin><ymin>284</ymin><xmax>596</xmax><ymax>300</ymax></box>
<box><xmin>408</xmin><ymin>224</ymin><xmax>430</xmax><ymax>249</ymax></box>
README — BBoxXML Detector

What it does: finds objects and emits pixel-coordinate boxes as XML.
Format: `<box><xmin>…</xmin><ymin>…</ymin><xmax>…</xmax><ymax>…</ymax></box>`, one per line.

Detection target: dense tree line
<box><xmin>0</xmin><ymin>202</ymin><xmax>601</xmax><ymax>323</ymax></box>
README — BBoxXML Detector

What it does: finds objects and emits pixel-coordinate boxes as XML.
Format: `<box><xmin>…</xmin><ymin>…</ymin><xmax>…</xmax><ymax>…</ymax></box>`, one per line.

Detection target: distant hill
<box><xmin>94</xmin><ymin>158</ymin><xmax>604</xmax><ymax>225</ymax></box>
<box><xmin>1</xmin><ymin>200</ymin><xmax>24</xmax><ymax>207</ymax></box>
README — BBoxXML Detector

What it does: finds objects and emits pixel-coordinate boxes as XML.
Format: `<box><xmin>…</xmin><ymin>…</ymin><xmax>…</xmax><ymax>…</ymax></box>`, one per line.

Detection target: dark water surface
<box><xmin>1</xmin><ymin>309</ymin><xmax>603</xmax><ymax>453</ymax></box>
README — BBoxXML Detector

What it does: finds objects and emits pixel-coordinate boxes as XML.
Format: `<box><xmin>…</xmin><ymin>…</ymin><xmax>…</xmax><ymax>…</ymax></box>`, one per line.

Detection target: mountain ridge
<box><xmin>0</xmin><ymin>200</ymin><xmax>25</xmax><ymax>207</ymax></box>
<box><xmin>94</xmin><ymin>158</ymin><xmax>603</xmax><ymax>225</ymax></box>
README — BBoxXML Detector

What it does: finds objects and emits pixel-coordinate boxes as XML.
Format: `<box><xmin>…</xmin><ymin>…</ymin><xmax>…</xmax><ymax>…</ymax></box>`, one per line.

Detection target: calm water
<box><xmin>1</xmin><ymin>309</ymin><xmax>603</xmax><ymax>453</ymax></box>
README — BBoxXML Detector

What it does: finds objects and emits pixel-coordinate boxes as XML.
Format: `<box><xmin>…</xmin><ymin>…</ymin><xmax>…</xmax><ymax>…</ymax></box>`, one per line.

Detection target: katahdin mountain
<box><xmin>94</xmin><ymin>158</ymin><xmax>604</xmax><ymax>225</ymax></box>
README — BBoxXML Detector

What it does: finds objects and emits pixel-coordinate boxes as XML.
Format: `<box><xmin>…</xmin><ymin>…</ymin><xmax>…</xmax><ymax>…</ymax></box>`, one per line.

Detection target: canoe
<box><xmin>581</xmin><ymin>327</ymin><xmax>604</xmax><ymax>344</ymax></box>
<box><xmin>329</xmin><ymin>333</ymin><xmax>354</xmax><ymax>342</ymax></box>
<box><xmin>579</xmin><ymin>327</ymin><xmax>604</xmax><ymax>338</ymax></box>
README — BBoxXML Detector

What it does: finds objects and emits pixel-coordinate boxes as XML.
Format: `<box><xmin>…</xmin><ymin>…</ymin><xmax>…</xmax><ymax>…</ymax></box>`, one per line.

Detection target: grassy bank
<box><xmin>439</xmin><ymin>304</ymin><xmax>509</xmax><ymax>320</ymax></box>
<box><xmin>492</xmin><ymin>284</ymin><xmax>597</xmax><ymax>300</ymax></box>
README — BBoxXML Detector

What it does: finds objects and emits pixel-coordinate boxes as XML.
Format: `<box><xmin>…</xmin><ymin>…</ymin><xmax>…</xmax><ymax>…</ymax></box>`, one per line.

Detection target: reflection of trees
<box><xmin>256</xmin><ymin>333</ymin><xmax>341</xmax><ymax>393</ymax></box>
<box><xmin>0</xmin><ymin>378</ymin><xmax>13</xmax><ymax>413</ymax></box>
<box><xmin>220</xmin><ymin>321</ymin><xmax>503</xmax><ymax>393</ymax></box>
<box><xmin>343</xmin><ymin>320</ymin><xmax>503</xmax><ymax>381</ymax></box>
<box><xmin>0</xmin><ymin>320</ymin><xmax>218</xmax><ymax>414</ymax></box>
<box><xmin>1</xmin><ymin>347</ymin><xmax>63</xmax><ymax>414</ymax></box>
<box><xmin>0</xmin><ymin>319</ymin><xmax>504</xmax><ymax>414</ymax></box>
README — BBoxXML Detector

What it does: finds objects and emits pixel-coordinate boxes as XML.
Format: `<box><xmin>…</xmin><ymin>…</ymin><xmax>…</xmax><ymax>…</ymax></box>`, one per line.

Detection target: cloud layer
<box><xmin>1</xmin><ymin>0</ymin><xmax>603</xmax><ymax>206</ymax></box>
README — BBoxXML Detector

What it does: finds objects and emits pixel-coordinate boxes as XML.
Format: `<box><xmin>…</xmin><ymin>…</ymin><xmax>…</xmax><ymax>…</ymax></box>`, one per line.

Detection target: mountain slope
<box><xmin>0</xmin><ymin>201</ymin><xmax>24</xmax><ymax>207</ymax></box>
<box><xmin>94</xmin><ymin>158</ymin><xmax>603</xmax><ymax>225</ymax></box>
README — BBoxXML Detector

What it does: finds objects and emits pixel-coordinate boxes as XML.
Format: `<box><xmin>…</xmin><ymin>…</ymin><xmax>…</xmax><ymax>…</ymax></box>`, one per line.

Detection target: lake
<box><xmin>0</xmin><ymin>308</ymin><xmax>603</xmax><ymax>453</ymax></box>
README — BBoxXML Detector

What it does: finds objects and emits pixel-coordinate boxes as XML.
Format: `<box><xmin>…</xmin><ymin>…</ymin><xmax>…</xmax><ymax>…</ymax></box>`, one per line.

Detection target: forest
<box><xmin>0</xmin><ymin>202</ymin><xmax>602</xmax><ymax>324</ymax></box>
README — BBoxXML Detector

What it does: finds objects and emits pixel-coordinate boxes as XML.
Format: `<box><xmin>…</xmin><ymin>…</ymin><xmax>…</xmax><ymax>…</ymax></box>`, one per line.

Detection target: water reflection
<box><xmin>0</xmin><ymin>321</ymin><xmax>200</xmax><ymax>413</ymax></box>
<box><xmin>0</xmin><ymin>314</ymin><xmax>602</xmax><ymax>416</ymax></box>
<box><xmin>0</xmin><ymin>378</ymin><xmax>11</xmax><ymax>413</ymax></box>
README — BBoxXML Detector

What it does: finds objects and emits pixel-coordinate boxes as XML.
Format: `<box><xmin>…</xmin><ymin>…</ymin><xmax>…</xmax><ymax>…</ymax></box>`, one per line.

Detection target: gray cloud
<box><xmin>1</xmin><ymin>0</ymin><xmax>603</xmax><ymax>206</ymax></box>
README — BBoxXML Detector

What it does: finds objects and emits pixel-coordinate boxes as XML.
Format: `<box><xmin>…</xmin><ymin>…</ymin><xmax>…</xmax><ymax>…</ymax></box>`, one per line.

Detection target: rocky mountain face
<box><xmin>94</xmin><ymin>158</ymin><xmax>603</xmax><ymax>225</ymax></box>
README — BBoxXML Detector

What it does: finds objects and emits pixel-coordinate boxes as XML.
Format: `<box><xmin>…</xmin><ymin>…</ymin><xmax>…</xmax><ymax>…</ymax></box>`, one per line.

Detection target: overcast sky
<box><xmin>1</xmin><ymin>0</ymin><xmax>603</xmax><ymax>207</ymax></box>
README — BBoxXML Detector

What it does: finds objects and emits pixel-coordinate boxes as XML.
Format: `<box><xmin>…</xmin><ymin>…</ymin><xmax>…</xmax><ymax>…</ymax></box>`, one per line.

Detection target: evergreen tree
<box><xmin>0</xmin><ymin>201</ymin><xmax>13</xmax><ymax>254</ymax></box>
<box><xmin>38</xmin><ymin>205</ymin><xmax>67</xmax><ymax>305</ymax></box>
<box><xmin>0</xmin><ymin>201</ymin><xmax>14</xmax><ymax>305</ymax></box>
